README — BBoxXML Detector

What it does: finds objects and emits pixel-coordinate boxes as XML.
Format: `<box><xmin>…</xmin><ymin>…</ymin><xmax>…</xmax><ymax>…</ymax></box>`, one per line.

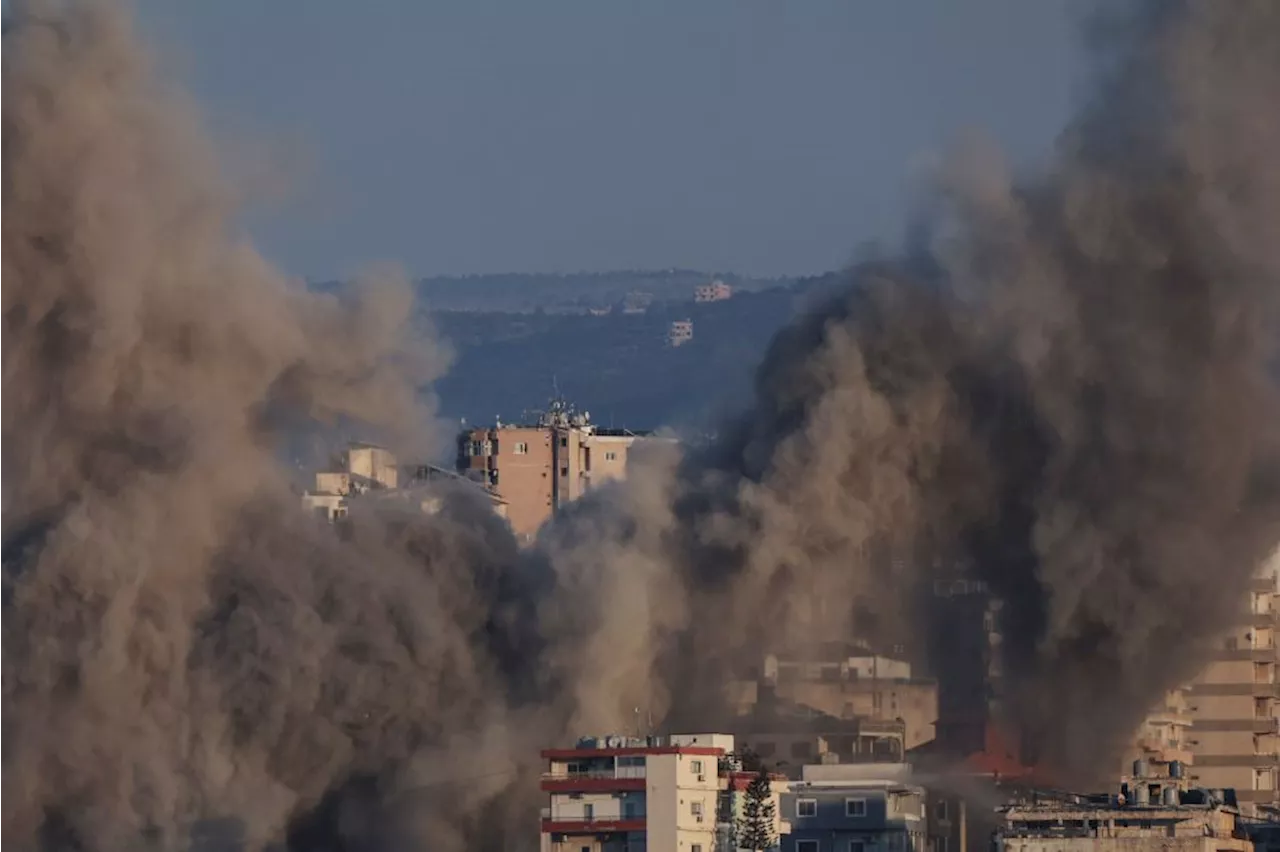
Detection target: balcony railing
<box><xmin>540</xmin><ymin>809</ymin><xmax>647</xmax><ymax>825</ymax></box>
<box><xmin>543</xmin><ymin>768</ymin><xmax>647</xmax><ymax>781</ymax></box>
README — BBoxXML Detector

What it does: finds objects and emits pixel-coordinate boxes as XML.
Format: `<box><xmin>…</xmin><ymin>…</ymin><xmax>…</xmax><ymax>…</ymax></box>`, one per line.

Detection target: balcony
<box><xmin>540</xmin><ymin>810</ymin><xmax>646</xmax><ymax>835</ymax></box>
<box><xmin>541</xmin><ymin>769</ymin><xmax>647</xmax><ymax>793</ymax></box>
<box><xmin>1212</xmin><ymin>647</ymin><xmax>1278</xmax><ymax>662</ymax></box>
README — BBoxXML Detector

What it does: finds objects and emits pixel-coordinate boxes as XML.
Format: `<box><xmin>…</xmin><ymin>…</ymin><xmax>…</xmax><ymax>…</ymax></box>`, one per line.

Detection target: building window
<box><xmin>797</xmin><ymin>842</ymin><xmax>820</xmax><ymax>852</ymax></box>
<box><xmin>937</xmin><ymin>837</ymin><xmax>948</xmax><ymax>852</ymax></box>
<box><xmin>850</xmin><ymin>841</ymin><xmax>866</xmax><ymax>852</ymax></box>
<box><xmin>936</xmin><ymin>800</ymin><xmax>948</xmax><ymax>821</ymax></box>
<box><xmin>561</xmin><ymin>437</ymin><xmax>568</xmax><ymax>447</ymax></box>
<box><xmin>605</xmin><ymin>451</ymin><xmax>617</xmax><ymax>461</ymax></box>
<box><xmin>797</xmin><ymin>799</ymin><xmax>817</xmax><ymax>818</ymax></box>
<box><xmin>583</xmin><ymin>803</ymin><xmax>594</xmax><ymax>821</ymax></box>
<box><xmin>690</xmin><ymin>759</ymin><xmax>703</xmax><ymax>775</ymax></box>
<box><xmin>756</xmin><ymin>742</ymin><xmax>777</xmax><ymax>758</ymax></box>
<box><xmin>691</xmin><ymin>801</ymin><xmax>704</xmax><ymax>817</ymax></box>
<box><xmin>470</xmin><ymin>441</ymin><xmax>484</xmax><ymax>457</ymax></box>
<box><xmin>846</xmin><ymin>798</ymin><xmax>867</xmax><ymax>818</ymax></box>
<box><xmin>514</xmin><ymin>442</ymin><xmax>528</xmax><ymax>455</ymax></box>
<box><xmin>791</xmin><ymin>741</ymin><xmax>812</xmax><ymax>760</ymax></box>
<box><xmin>560</xmin><ymin>466</ymin><xmax>569</xmax><ymax>477</ymax></box>
<box><xmin>692</xmin><ymin>846</ymin><xmax>703</xmax><ymax>852</ymax></box>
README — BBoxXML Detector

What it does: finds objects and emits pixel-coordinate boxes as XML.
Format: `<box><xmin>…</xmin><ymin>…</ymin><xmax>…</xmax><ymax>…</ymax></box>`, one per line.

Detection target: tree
<box><xmin>736</xmin><ymin>769</ymin><xmax>777</xmax><ymax>851</ymax></box>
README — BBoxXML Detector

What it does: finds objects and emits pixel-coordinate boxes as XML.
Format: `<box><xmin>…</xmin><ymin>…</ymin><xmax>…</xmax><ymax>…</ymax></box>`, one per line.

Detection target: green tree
<box><xmin>736</xmin><ymin>769</ymin><xmax>777</xmax><ymax>851</ymax></box>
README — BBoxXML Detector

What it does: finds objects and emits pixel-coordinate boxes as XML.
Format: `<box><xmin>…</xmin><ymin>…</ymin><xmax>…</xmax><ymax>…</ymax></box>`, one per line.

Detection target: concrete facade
<box><xmin>781</xmin><ymin>764</ymin><xmax>928</xmax><ymax>852</ymax></box>
<box><xmin>458</xmin><ymin>401</ymin><xmax>668</xmax><ymax>543</ymax></box>
<box><xmin>1189</xmin><ymin>558</ymin><xmax>1280</xmax><ymax>808</ymax></box>
<box><xmin>730</xmin><ymin>651</ymin><xmax>938</xmax><ymax>753</ymax></box>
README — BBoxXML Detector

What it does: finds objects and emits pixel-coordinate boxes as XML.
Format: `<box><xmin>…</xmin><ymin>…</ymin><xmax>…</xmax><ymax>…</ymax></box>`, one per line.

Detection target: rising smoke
<box><xmin>4</xmin><ymin>0</ymin><xmax>1280</xmax><ymax>850</ymax></box>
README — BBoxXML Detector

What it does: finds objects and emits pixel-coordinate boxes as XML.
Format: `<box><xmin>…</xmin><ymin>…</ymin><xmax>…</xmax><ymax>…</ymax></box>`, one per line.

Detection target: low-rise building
<box><xmin>303</xmin><ymin>444</ymin><xmax>505</xmax><ymax>523</ymax></box>
<box><xmin>668</xmin><ymin>319</ymin><xmax>694</xmax><ymax>347</ymax></box>
<box><xmin>781</xmin><ymin>763</ymin><xmax>928</xmax><ymax>852</ymax></box>
<box><xmin>695</xmin><ymin>280</ymin><xmax>733</xmax><ymax>303</ymax></box>
<box><xmin>540</xmin><ymin>733</ymin><xmax>784</xmax><ymax>852</ymax></box>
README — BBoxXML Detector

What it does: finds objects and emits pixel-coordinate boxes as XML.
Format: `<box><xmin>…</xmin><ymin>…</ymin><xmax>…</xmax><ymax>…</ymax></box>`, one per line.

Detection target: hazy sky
<box><xmin>139</xmin><ymin>1</ymin><xmax>1084</xmax><ymax>279</ymax></box>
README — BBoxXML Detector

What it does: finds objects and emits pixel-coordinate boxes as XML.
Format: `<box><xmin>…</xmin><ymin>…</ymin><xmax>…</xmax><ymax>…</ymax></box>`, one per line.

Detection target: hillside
<box><xmin>411</xmin><ymin>269</ymin><xmax>793</xmax><ymax>313</ymax></box>
<box><xmin>429</xmin><ymin>273</ymin><xmax>845</xmax><ymax>432</ymax></box>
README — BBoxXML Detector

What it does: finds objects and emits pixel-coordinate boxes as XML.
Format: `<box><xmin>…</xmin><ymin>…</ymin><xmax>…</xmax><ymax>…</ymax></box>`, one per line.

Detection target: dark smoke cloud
<box><xmin>5</xmin><ymin>0</ymin><xmax>1280</xmax><ymax>850</ymax></box>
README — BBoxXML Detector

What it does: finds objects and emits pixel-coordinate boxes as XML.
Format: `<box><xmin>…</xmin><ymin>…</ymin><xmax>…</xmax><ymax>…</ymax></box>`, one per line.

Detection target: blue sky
<box><xmin>139</xmin><ymin>1</ymin><xmax>1084</xmax><ymax>279</ymax></box>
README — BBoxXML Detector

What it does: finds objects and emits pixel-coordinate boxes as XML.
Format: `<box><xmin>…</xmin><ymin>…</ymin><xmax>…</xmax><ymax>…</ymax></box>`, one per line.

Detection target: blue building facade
<box><xmin>780</xmin><ymin>780</ymin><xmax>927</xmax><ymax>852</ymax></box>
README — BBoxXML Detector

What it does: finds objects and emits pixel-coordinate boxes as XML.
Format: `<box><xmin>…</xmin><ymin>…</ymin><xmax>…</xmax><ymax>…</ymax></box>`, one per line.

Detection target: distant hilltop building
<box><xmin>457</xmin><ymin>397</ymin><xmax>673</xmax><ymax>543</ymax></box>
<box><xmin>301</xmin><ymin>442</ymin><xmax>506</xmax><ymax>523</ymax></box>
<box><xmin>668</xmin><ymin>319</ymin><xmax>693</xmax><ymax>347</ymax></box>
<box><xmin>694</xmin><ymin>279</ymin><xmax>732</xmax><ymax>302</ymax></box>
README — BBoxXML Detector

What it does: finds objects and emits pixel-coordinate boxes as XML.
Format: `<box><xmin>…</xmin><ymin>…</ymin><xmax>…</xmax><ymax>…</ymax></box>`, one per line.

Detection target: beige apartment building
<box><xmin>457</xmin><ymin>400</ymin><xmax>666</xmax><ymax>542</ymax></box>
<box><xmin>302</xmin><ymin>443</ymin><xmax>400</xmax><ymax>521</ymax></box>
<box><xmin>1187</xmin><ymin>558</ymin><xmax>1280</xmax><ymax>809</ymax></box>
<box><xmin>729</xmin><ymin>649</ymin><xmax>939</xmax><ymax>753</ymax></box>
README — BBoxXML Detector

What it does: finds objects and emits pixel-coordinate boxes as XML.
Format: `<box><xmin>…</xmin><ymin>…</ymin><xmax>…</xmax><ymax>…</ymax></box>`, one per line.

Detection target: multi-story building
<box><xmin>539</xmin><ymin>733</ymin><xmax>780</xmax><ymax>852</ymax></box>
<box><xmin>996</xmin><ymin>788</ymin><xmax>1253</xmax><ymax>852</ymax></box>
<box><xmin>1188</xmin><ymin>559</ymin><xmax>1280</xmax><ymax>809</ymax></box>
<box><xmin>694</xmin><ymin>280</ymin><xmax>733</xmax><ymax>303</ymax></box>
<box><xmin>731</xmin><ymin>650</ymin><xmax>938</xmax><ymax>751</ymax></box>
<box><xmin>458</xmin><ymin>399</ymin><xmax>667</xmax><ymax>542</ymax></box>
<box><xmin>734</xmin><ymin>700</ymin><xmax>908</xmax><ymax>775</ymax></box>
<box><xmin>780</xmin><ymin>763</ymin><xmax>929</xmax><ymax>852</ymax></box>
<box><xmin>927</xmin><ymin>578</ymin><xmax>1005</xmax><ymax>758</ymax></box>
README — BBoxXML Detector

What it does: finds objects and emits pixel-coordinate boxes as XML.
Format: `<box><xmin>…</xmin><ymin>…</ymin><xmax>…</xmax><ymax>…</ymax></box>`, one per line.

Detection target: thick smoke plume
<box><xmin>5</xmin><ymin>0</ymin><xmax>1280</xmax><ymax>850</ymax></box>
<box><xmin>529</xmin><ymin>0</ymin><xmax>1280</xmax><ymax>781</ymax></box>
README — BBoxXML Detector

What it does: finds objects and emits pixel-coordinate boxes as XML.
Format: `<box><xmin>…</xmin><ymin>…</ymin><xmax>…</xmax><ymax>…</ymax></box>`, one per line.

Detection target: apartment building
<box><xmin>539</xmin><ymin>733</ymin><xmax>767</xmax><ymax>852</ymax></box>
<box><xmin>928</xmin><ymin>578</ymin><xmax>1005</xmax><ymax>757</ymax></box>
<box><xmin>781</xmin><ymin>763</ymin><xmax>929</xmax><ymax>852</ymax></box>
<box><xmin>748</xmin><ymin>650</ymin><xmax>939</xmax><ymax>751</ymax></box>
<box><xmin>458</xmin><ymin>399</ymin><xmax>666</xmax><ymax>542</ymax></box>
<box><xmin>1188</xmin><ymin>559</ymin><xmax>1280</xmax><ymax>809</ymax></box>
